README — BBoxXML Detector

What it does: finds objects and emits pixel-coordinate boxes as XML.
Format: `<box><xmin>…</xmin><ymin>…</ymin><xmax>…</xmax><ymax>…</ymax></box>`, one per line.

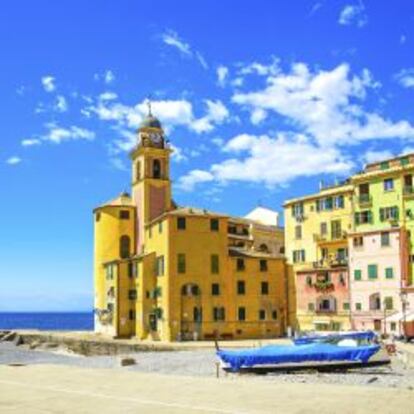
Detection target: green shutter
<box><xmin>379</xmin><ymin>208</ymin><xmax>385</xmax><ymax>222</ymax></box>
<box><xmin>368</xmin><ymin>264</ymin><xmax>378</xmax><ymax>279</ymax></box>
<box><xmin>354</xmin><ymin>269</ymin><xmax>362</xmax><ymax>281</ymax></box>
<box><xmin>385</xmin><ymin>267</ymin><xmax>394</xmax><ymax>279</ymax></box>
<box><xmin>355</xmin><ymin>213</ymin><xmax>360</xmax><ymax>226</ymax></box>
<box><xmin>367</xmin><ymin>211</ymin><xmax>373</xmax><ymax>223</ymax></box>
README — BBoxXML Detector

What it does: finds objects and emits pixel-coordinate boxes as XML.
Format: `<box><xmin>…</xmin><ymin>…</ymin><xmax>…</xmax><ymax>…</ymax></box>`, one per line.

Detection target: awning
<box><xmin>385</xmin><ymin>310</ymin><xmax>414</xmax><ymax>323</ymax></box>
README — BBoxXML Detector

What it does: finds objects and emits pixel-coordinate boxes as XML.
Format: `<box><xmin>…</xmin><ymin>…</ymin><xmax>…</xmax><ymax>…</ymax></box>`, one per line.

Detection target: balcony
<box><xmin>404</xmin><ymin>186</ymin><xmax>414</xmax><ymax>199</ymax></box>
<box><xmin>357</xmin><ymin>194</ymin><xmax>372</xmax><ymax>207</ymax></box>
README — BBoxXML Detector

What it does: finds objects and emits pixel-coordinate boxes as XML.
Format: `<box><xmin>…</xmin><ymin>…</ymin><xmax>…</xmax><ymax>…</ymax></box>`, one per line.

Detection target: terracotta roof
<box><xmin>94</xmin><ymin>192</ymin><xmax>134</xmax><ymax>210</ymax></box>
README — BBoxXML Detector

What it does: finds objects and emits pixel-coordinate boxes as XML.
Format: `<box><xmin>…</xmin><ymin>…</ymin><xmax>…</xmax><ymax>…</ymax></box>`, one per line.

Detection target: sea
<box><xmin>0</xmin><ymin>312</ymin><xmax>94</xmax><ymax>331</ymax></box>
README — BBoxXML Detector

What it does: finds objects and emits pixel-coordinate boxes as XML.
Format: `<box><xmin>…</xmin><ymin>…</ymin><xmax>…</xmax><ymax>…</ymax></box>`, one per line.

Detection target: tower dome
<box><xmin>139</xmin><ymin>114</ymin><xmax>162</xmax><ymax>130</ymax></box>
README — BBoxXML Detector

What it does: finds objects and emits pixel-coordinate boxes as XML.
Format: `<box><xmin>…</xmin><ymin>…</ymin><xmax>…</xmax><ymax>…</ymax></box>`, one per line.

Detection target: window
<box><xmin>193</xmin><ymin>307</ymin><xmax>202</xmax><ymax>322</ymax></box>
<box><xmin>128</xmin><ymin>289</ymin><xmax>137</xmax><ymax>300</ymax></box>
<box><xmin>401</xmin><ymin>157</ymin><xmax>410</xmax><ymax>167</ymax></box>
<box><xmin>177</xmin><ymin>254</ymin><xmax>186</xmax><ymax>274</ymax></box>
<box><xmin>353</xmin><ymin>236</ymin><xmax>363</xmax><ymax>247</ymax></box>
<box><xmin>381</xmin><ymin>232</ymin><xmax>390</xmax><ymax>247</ymax></box>
<box><xmin>155</xmin><ymin>256</ymin><xmax>165</xmax><ymax>276</ymax></box>
<box><xmin>380</xmin><ymin>161</ymin><xmax>389</xmax><ymax>170</ymax></box>
<box><xmin>316</xmin><ymin>197</ymin><xmax>333</xmax><ymax>212</ymax></box>
<box><xmin>258</xmin><ymin>243</ymin><xmax>269</xmax><ymax>253</ymax></box>
<box><xmin>210</xmin><ymin>218</ymin><xmax>219</xmax><ymax>231</ymax></box>
<box><xmin>237</xmin><ymin>280</ymin><xmax>246</xmax><ymax>295</ymax></box>
<box><xmin>259</xmin><ymin>259</ymin><xmax>267</xmax><ymax>272</ymax></box>
<box><xmin>259</xmin><ymin>309</ymin><xmax>266</xmax><ymax>320</ymax></box>
<box><xmin>136</xmin><ymin>161</ymin><xmax>141</xmax><ymax>181</ymax></box>
<box><xmin>120</xmin><ymin>210</ymin><xmax>130</xmax><ymax>220</ymax></box>
<box><xmin>320</xmin><ymin>222</ymin><xmax>327</xmax><ymax>236</ymax></box>
<box><xmin>356</xmin><ymin>302</ymin><xmax>362</xmax><ymax>311</ymax></box>
<box><xmin>129</xmin><ymin>310</ymin><xmax>136</xmax><ymax>320</ymax></box>
<box><xmin>337</xmin><ymin>248</ymin><xmax>347</xmax><ymax>261</ymax></box>
<box><xmin>368</xmin><ymin>264</ymin><xmax>378</xmax><ymax>280</ymax></box>
<box><xmin>384</xmin><ymin>297</ymin><xmax>394</xmax><ymax>310</ymax></box>
<box><xmin>95</xmin><ymin>212</ymin><xmax>101</xmax><ymax>222</ymax></box>
<box><xmin>238</xmin><ymin>307</ymin><xmax>246</xmax><ymax>321</ymax></box>
<box><xmin>292</xmin><ymin>203</ymin><xmax>304</xmax><ymax>217</ymax></box>
<box><xmin>354</xmin><ymin>269</ymin><xmax>362</xmax><ymax>280</ymax></box>
<box><xmin>331</xmin><ymin>220</ymin><xmax>342</xmax><ymax>239</ymax></box>
<box><xmin>236</xmin><ymin>258</ymin><xmax>245</xmax><ymax>271</ymax></box>
<box><xmin>153</xmin><ymin>159</ymin><xmax>161</xmax><ymax>178</ymax></box>
<box><xmin>334</xmin><ymin>195</ymin><xmax>345</xmax><ymax>209</ymax></box>
<box><xmin>177</xmin><ymin>217</ymin><xmax>186</xmax><ymax>230</ymax></box>
<box><xmin>128</xmin><ymin>262</ymin><xmax>134</xmax><ymax>278</ymax></box>
<box><xmin>105</xmin><ymin>264</ymin><xmax>114</xmax><ymax>280</ymax></box>
<box><xmin>293</xmin><ymin>250</ymin><xmax>306</xmax><ymax>263</ymax></box>
<box><xmin>158</xmin><ymin>221</ymin><xmax>163</xmax><ymax>233</ymax></box>
<box><xmin>295</xmin><ymin>225</ymin><xmax>302</xmax><ymax>240</ymax></box>
<box><xmin>383</xmin><ymin>178</ymin><xmax>394</xmax><ymax>191</ymax></box>
<box><xmin>343</xmin><ymin>302</ymin><xmax>350</xmax><ymax>311</ymax></box>
<box><xmin>120</xmin><ymin>235</ymin><xmax>131</xmax><ymax>259</ymax></box>
<box><xmin>213</xmin><ymin>307</ymin><xmax>225</xmax><ymax>321</ymax></box>
<box><xmin>272</xmin><ymin>310</ymin><xmax>278</xmax><ymax>320</ymax></box>
<box><xmin>385</xmin><ymin>267</ymin><xmax>394</xmax><ymax>279</ymax></box>
<box><xmin>308</xmin><ymin>303</ymin><xmax>315</xmax><ymax>311</ymax></box>
<box><xmin>261</xmin><ymin>281</ymin><xmax>269</xmax><ymax>295</ymax></box>
<box><xmin>379</xmin><ymin>207</ymin><xmax>399</xmax><ymax>222</ymax></box>
<box><xmin>354</xmin><ymin>210</ymin><xmax>372</xmax><ymax>225</ymax></box>
<box><xmin>211</xmin><ymin>254</ymin><xmax>219</xmax><ymax>274</ymax></box>
<box><xmin>211</xmin><ymin>283</ymin><xmax>220</xmax><ymax>296</ymax></box>
<box><xmin>391</xmin><ymin>322</ymin><xmax>397</xmax><ymax>331</ymax></box>
<box><xmin>321</xmin><ymin>248</ymin><xmax>328</xmax><ymax>260</ymax></box>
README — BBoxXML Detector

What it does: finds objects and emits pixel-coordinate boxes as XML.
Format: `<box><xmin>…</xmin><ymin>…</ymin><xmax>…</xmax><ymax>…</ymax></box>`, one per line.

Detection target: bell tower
<box><xmin>130</xmin><ymin>105</ymin><xmax>172</xmax><ymax>253</ymax></box>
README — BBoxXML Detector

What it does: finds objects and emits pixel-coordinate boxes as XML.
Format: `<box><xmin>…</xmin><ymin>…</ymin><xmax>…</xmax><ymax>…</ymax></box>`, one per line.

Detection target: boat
<box><xmin>293</xmin><ymin>330</ymin><xmax>376</xmax><ymax>345</ymax></box>
<box><xmin>216</xmin><ymin>332</ymin><xmax>389</xmax><ymax>373</ymax></box>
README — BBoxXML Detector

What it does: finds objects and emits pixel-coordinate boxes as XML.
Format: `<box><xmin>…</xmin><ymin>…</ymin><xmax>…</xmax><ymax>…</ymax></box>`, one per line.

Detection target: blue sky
<box><xmin>1</xmin><ymin>0</ymin><xmax>414</xmax><ymax>311</ymax></box>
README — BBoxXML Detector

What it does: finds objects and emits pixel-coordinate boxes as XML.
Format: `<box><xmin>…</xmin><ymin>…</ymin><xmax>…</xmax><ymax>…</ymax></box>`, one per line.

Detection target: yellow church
<box><xmin>93</xmin><ymin>110</ymin><xmax>290</xmax><ymax>341</ymax></box>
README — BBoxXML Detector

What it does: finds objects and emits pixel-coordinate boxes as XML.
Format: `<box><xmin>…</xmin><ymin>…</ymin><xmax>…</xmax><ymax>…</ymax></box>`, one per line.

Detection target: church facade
<box><xmin>93</xmin><ymin>112</ymin><xmax>290</xmax><ymax>341</ymax></box>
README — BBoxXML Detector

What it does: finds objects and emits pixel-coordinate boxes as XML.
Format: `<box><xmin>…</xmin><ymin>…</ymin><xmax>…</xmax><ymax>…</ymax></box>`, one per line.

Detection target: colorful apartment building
<box><xmin>93</xmin><ymin>111</ymin><xmax>290</xmax><ymax>341</ymax></box>
<box><xmin>285</xmin><ymin>153</ymin><xmax>414</xmax><ymax>334</ymax></box>
<box><xmin>284</xmin><ymin>184</ymin><xmax>353</xmax><ymax>331</ymax></box>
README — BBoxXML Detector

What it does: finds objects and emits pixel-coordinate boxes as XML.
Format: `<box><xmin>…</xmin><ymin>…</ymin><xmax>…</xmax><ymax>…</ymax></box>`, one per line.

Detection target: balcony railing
<box><xmin>357</xmin><ymin>194</ymin><xmax>372</xmax><ymax>206</ymax></box>
<box><xmin>404</xmin><ymin>186</ymin><xmax>414</xmax><ymax>198</ymax></box>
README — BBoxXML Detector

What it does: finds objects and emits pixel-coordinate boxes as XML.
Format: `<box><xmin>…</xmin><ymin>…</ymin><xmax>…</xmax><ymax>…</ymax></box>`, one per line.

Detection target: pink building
<box><xmin>348</xmin><ymin>228</ymin><xmax>408</xmax><ymax>334</ymax></box>
<box><xmin>296</xmin><ymin>267</ymin><xmax>351</xmax><ymax>331</ymax></box>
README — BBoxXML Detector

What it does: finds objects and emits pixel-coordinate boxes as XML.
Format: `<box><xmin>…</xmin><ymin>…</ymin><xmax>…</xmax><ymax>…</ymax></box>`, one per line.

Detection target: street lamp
<box><xmin>400</xmin><ymin>291</ymin><xmax>408</xmax><ymax>341</ymax></box>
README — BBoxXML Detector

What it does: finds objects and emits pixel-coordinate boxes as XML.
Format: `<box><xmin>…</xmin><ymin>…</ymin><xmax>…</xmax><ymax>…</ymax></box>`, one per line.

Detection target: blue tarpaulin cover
<box><xmin>293</xmin><ymin>330</ymin><xmax>376</xmax><ymax>345</ymax></box>
<box><xmin>217</xmin><ymin>343</ymin><xmax>380</xmax><ymax>372</ymax></box>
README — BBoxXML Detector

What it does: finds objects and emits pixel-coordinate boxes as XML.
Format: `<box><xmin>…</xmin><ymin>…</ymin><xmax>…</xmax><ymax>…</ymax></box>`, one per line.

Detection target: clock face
<box><xmin>150</xmin><ymin>132</ymin><xmax>163</xmax><ymax>144</ymax></box>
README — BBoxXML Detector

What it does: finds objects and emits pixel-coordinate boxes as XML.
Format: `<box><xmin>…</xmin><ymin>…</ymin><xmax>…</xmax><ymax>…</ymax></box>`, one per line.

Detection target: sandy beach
<box><xmin>1</xmin><ymin>340</ymin><xmax>414</xmax><ymax>413</ymax></box>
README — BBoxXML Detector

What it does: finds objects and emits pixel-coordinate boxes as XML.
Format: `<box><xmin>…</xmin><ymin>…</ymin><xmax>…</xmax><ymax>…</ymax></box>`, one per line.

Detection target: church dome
<box><xmin>139</xmin><ymin>114</ymin><xmax>162</xmax><ymax>130</ymax></box>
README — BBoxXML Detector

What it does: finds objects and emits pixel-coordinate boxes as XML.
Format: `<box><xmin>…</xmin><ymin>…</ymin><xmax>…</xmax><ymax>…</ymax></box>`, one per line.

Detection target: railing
<box><xmin>357</xmin><ymin>194</ymin><xmax>372</xmax><ymax>206</ymax></box>
<box><xmin>404</xmin><ymin>186</ymin><xmax>414</xmax><ymax>197</ymax></box>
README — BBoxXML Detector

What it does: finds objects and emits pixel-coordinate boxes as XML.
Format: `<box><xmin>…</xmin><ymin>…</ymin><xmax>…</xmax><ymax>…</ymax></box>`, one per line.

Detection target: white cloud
<box><xmin>179</xmin><ymin>133</ymin><xmax>353</xmax><ymax>190</ymax></box>
<box><xmin>42</xmin><ymin>123</ymin><xmax>95</xmax><ymax>144</ymax></box>
<box><xmin>338</xmin><ymin>4</ymin><xmax>367</xmax><ymax>27</ymax></box>
<box><xmin>161</xmin><ymin>29</ymin><xmax>208</xmax><ymax>69</ymax></box>
<box><xmin>162</xmin><ymin>30</ymin><xmax>191</xmax><ymax>55</ymax></box>
<box><xmin>99</xmin><ymin>92</ymin><xmax>118</xmax><ymax>101</ymax></box>
<box><xmin>238</xmin><ymin>58</ymin><xmax>280</xmax><ymax>76</ymax></box>
<box><xmin>363</xmin><ymin>149</ymin><xmax>394</xmax><ymax>164</ymax></box>
<box><xmin>6</xmin><ymin>156</ymin><xmax>22</xmax><ymax>165</ymax></box>
<box><xmin>217</xmin><ymin>66</ymin><xmax>229</xmax><ymax>87</ymax></box>
<box><xmin>308</xmin><ymin>2</ymin><xmax>323</xmax><ymax>17</ymax></box>
<box><xmin>41</xmin><ymin>76</ymin><xmax>56</xmax><ymax>92</ymax></box>
<box><xmin>21</xmin><ymin>139</ymin><xmax>41</xmax><ymax>147</ymax></box>
<box><xmin>170</xmin><ymin>144</ymin><xmax>188</xmax><ymax>163</ymax></box>
<box><xmin>400</xmin><ymin>35</ymin><xmax>407</xmax><ymax>45</ymax></box>
<box><xmin>177</xmin><ymin>169</ymin><xmax>214</xmax><ymax>191</ymax></box>
<box><xmin>104</xmin><ymin>70</ymin><xmax>115</xmax><ymax>84</ymax></box>
<box><xmin>87</xmin><ymin>97</ymin><xmax>229</xmax><ymax>147</ymax></box>
<box><xmin>191</xmin><ymin>100</ymin><xmax>230</xmax><ymax>133</ymax></box>
<box><xmin>233</xmin><ymin>62</ymin><xmax>414</xmax><ymax>147</ymax></box>
<box><xmin>395</xmin><ymin>68</ymin><xmax>414</xmax><ymax>88</ymax></box>
<box><xmin>55</xmin><ymin>95</ymin><xmax>68</xmax><ymax>112</ymax></box>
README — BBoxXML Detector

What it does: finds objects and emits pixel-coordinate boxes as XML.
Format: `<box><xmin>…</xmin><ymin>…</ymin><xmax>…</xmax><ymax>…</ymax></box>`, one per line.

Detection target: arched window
<box><xmin>258</xmin><ymin>243</ymin><xmax>269</xmax><ymax>253</ymax></box>
<box><xmin>153</xmin><ymin>159</ymin><xmax>161</xmax><ymax>179</ymax></box>
<box><xmin>120</xmin><ymin>235</ymin><xmax>131</xmax><ymax>259</ymax></box>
